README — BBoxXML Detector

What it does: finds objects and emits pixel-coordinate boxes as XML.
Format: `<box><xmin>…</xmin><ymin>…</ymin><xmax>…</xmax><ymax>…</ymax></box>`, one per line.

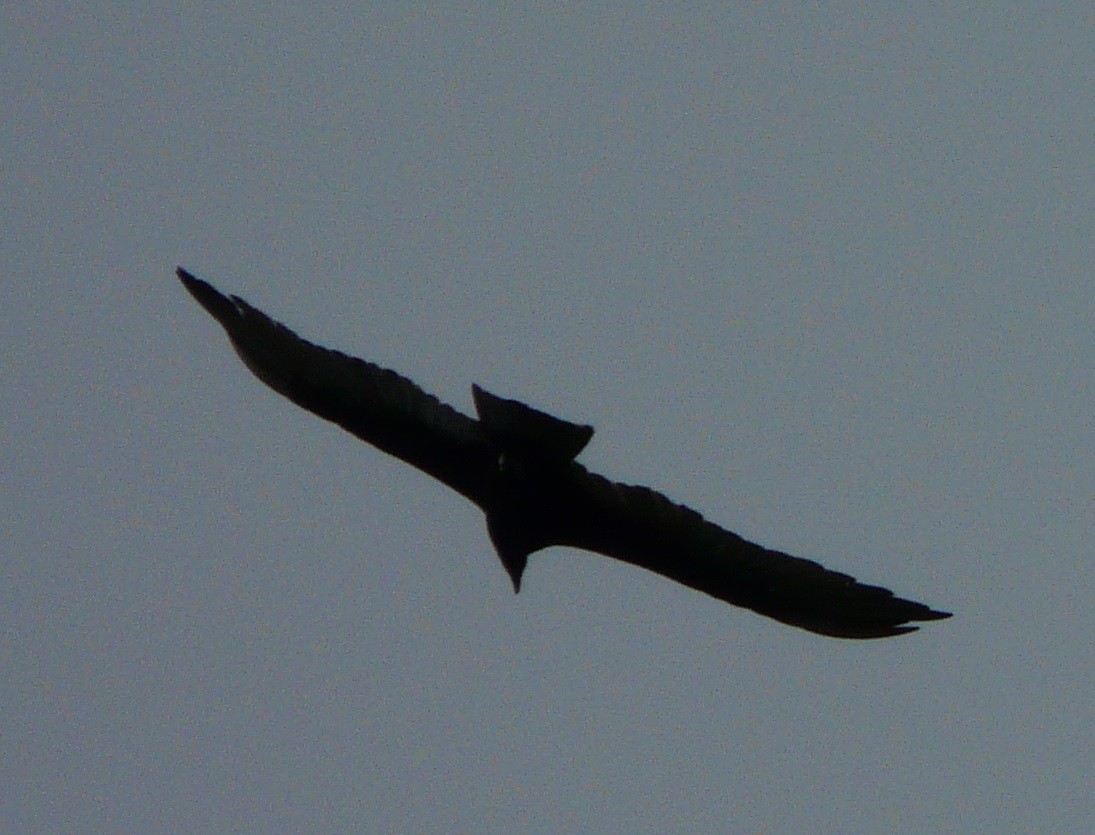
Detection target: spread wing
<box><xmin>551</xmin><ymin>467</ymin><xmax>951</xmax><ymax>638</ymax></box>
<box><xmin>177</xmin><ymin>268</ymin><xmax>495</xmax><ymax>504</ymax></box>
<box><xmin>178</xmin><ymin>267</ymin><xmax>951</xmax><ymax>639</ymax></box>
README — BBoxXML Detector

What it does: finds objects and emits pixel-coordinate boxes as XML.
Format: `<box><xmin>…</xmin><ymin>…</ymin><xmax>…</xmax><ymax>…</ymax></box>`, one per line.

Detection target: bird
<box><xmin>177</xmin><ymin>267</ymin><xmax>951</xmax><ymax>639</ymax></box>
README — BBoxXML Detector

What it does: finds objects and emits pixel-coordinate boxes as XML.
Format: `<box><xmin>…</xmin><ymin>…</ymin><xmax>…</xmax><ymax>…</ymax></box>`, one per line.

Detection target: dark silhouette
<box><xmin>177</xmin><ymin>267</ymin><xmax>951</xmax><ymax>638</ymax></box>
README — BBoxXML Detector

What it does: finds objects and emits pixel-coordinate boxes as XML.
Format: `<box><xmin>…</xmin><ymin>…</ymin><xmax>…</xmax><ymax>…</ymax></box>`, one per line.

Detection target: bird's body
<box><xmin>178</xmin><ymin>267</ymin><xmax>951</xmax><ymax>639</ymax></box>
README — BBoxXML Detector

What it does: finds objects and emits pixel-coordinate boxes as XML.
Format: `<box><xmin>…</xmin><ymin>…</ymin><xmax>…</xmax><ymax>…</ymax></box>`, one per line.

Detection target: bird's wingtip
<box><xmin>176</xmin><ymin>266</ymin><xmax>204</xmax><ymax>294</ymax></box>
<box><xmin>176</xmin><ymin>267</ymin><xmax>238</xmax><ymax>324</ymax></box>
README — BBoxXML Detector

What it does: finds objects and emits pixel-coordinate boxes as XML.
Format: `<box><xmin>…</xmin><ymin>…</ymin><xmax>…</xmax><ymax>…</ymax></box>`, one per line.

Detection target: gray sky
<box><xmin>4</xmin><ymin>5</ymin><xmax>1092</xmax><ymax>833</ymax></box>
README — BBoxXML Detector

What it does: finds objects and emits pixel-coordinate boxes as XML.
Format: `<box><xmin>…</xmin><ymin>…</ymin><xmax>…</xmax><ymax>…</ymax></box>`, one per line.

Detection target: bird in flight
<box><xmin>177</xmin><ymin>267</ymin><xmax>950</xmax><ymax>639</ymax></box>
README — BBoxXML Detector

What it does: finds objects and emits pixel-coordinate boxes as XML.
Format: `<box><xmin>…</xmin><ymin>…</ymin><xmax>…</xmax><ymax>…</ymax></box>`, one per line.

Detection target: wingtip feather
<box><xmin>176</xmin><ymin>267</ymin><xmax>239</xmax><ymax>325</ymax></box>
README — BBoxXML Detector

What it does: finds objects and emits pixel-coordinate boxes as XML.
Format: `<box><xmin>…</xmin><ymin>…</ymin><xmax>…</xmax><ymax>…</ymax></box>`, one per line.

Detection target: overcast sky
<box><xmin>4</xmin><ymin>5</ymin><xmax>1092</xmax><ymax>833</ymax></box>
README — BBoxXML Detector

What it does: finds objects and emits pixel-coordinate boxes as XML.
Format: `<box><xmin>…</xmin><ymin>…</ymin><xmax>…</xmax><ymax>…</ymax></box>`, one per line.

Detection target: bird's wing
<box><xmin>552</xmin><ymin>466</ymin><xmax>951</xmax><ymax>638</ymax></box>
<box><xmin>177</xmin><ymin>268</ymin><xmax>495</xmax><ymax>504</ymax></box>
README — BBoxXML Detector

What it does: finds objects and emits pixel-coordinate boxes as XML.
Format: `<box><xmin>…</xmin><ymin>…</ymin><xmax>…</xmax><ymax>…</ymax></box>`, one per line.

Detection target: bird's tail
<box><xmin>471</xmin><ymin>384</ymin><xmax>594</xmax><ymax>462</ymax></box>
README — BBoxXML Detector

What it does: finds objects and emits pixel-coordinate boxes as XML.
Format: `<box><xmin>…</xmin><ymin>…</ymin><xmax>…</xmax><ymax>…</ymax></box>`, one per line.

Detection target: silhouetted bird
<box><xmin>177</xmin><ymin>267</ymin><xmax>951</xmax><ymax>639</ymax></box>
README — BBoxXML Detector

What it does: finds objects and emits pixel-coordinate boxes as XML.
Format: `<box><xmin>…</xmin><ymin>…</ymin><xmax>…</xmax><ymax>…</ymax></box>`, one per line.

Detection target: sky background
<box><xmin>4</xmin><ymin>5</ymin><xmax>1092</xmax><ymax>833</ymax></box>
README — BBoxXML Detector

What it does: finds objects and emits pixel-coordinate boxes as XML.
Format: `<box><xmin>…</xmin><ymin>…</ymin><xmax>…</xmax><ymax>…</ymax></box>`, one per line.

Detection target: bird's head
<box><xmin>500</xmin><ymin>550</ymin><xmax>528</xmax><ymax>594</ymax></box>
<box><xmin>485</xmin><ymin>510</ymin><xmax>532</xmax><ymax>594</ymax></box>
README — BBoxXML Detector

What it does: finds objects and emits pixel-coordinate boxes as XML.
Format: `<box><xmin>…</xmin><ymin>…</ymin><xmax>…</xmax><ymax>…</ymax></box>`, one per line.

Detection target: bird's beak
<box><xmin>507</xmin><ymin>566</ymin><xmax>523</xmax><ymax>594</ymax></box>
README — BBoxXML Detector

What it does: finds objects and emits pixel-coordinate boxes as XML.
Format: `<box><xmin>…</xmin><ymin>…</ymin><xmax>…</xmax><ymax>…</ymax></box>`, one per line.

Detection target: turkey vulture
<box><xmin>177</xmin><ymin>267</ymin><xmax>951</xmax><ymax>639</ymax></box>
